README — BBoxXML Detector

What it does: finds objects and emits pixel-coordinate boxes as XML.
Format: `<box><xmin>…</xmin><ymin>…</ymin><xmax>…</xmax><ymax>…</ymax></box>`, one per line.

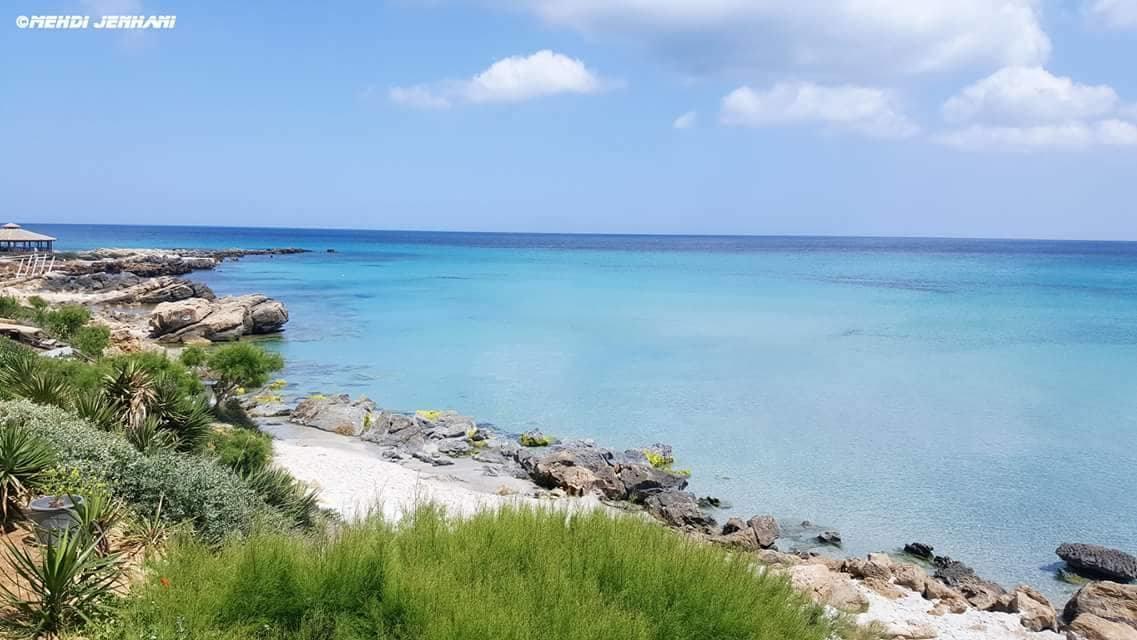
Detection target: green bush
<box><xmin>0</xmin><ymin>426</ymin><xmax>56</xmax><ymax>524</ymax></box>
<box><xmin>41</xmin><ymin>304</ymin><xmax>91</xmax><ymax>340</ymax></box>
<box><xmin>98</xmin><ymin>506</ymin><xmax>847</xmax><ymax>640</ymax></box>
<box><xmin>0</xmin><ymin>400</ymin><xmax>283</xmax><ymax>543</ymax></box>
<box><xmin>0</xmin><ymin>295</ymin><xmax>29</xmax><ymax>321</ymax></box>
<box><xmin>71</xmin><ymin>324</ymin><xmax>111</xmax><ymax>358</ymax></box>
<box><xmin>178</xmin><ymin>345</ymin><xmax>208</xmax><ymax>368</ymax></box>
<box><xmin>209</xmin><ymin>427</ymin><xmax>273</xmax><ymax>475</ymax></box>
<box><xmin>206</xmin><ymin>343</ymin><xmax>284</xmax><ymax>405</ymax></box>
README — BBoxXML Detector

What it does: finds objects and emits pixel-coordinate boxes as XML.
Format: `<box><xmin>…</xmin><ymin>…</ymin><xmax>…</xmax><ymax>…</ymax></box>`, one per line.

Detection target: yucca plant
<box><xmin>157</xmin><ymin>391</ymin><xmax>213</xmax><ymax>453</ymax></box>
<box><xmin>0</xmin><ymin>529</ymin><xmax>123</xmax><ymax>639</ymax></box>
<box><xmin>71</xmin><ymin>490</ymin><xmax>125</xmax><ymax>556</ymax></box>
<box><xmin>0</xmin><ymin>427</ymin><xmax>56</xmax><ymax>525</ymax></box>
<box><xmin>68</xmin><ymin>390</ymin><xmax>120</xmax><ymax>432</ymax></box>
<box><xmin>103</xmin><ymin>360</ymin><xmax>156</xmax><ymax>430</ymax></box>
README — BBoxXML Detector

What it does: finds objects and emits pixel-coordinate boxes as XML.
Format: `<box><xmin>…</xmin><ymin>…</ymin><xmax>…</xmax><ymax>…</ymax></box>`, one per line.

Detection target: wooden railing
<box><xmin>0</xmin><ymin>253</ymin><xmax>56</xmax><ymax>279</ymax></box>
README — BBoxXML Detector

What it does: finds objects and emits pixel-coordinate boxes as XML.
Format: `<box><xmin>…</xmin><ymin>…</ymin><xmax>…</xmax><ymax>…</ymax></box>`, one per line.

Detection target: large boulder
<box><xmin>516</xmin><ymin>445</ymin><xmax>625</xmax><ymax>498</ymax></box>
<box><xmin>291</xmin><ymin>395</ymin><xmax>376</xmax><ymax>437</ymax></box>
<box><xmin>643</xmin><ymin>491</ymin><xmax>716</xmax><ymax>532</ymax></box>
<box><xmin>149</xmin><ymin>294</ymin><xmax>288</xmax><ymax>342</ymax></box>
<box><xmin>1064</xmin><ymin>582</ymin><xmax>1137</xmax><ymax>637</ymax></box>
<box><xmin>995</xmin><ymin>585</ymin><xmax>1058</xmax><ymax>632</ymax></box>
<box><xmin>788</xmin><ymin>564</ymin><xmax>869</xmax><ymax>613</ymax></box>
<box><xmin>1067</xmin><ymin>614</ymin><xmax>1137</xmax><ymax>640</ymax></box>
<box><xmin>617</xmin><ymin>464</ymin><xmax>688</xmax><ymax>502</ymax></box>
<box><xmin>1058</xmin><ymin>544</ymin><xmax>1137</xmax><ymax>583</ymax></box>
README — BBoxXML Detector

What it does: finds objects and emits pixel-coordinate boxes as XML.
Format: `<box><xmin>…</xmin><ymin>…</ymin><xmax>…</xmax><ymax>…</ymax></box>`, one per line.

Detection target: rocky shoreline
<box><xmin>4</xmin><ymin>246</ymin><xmax>1136</xmax><ymax>639</ymax></box>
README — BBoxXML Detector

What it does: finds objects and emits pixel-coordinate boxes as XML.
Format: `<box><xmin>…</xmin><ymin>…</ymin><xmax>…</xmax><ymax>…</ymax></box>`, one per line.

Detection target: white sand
<box><xmin>856</xmin><ymin>586</ymin><xmax>1064</xmax><ymax>640</ymax></box>
<box><xmin>262</xmin><ymin>421</ymin><xmax>600</xmax><ymax>521</ymax></box>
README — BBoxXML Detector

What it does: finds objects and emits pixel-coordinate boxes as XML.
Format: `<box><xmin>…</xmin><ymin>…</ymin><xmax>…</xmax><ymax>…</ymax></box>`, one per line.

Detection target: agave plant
<box><xmin>0</xmin><ymin>427</ymin><xmax>56</xmax><ymax>525</ymax></box>
<box><xmin>0</xmin><ymin>529</ymin><xmax>123</xmax><ymax>638</ymax></box>
<box><xmin>103</xmin><ymin>360</ymin><xmax>157</xmax><ymax>430</ymax></box>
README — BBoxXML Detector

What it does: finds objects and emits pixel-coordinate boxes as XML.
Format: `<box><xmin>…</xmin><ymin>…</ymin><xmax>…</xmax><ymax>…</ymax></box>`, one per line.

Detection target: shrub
<box><xmin>240</xmin><ymin>466</ymin><xmax>322</xmax><ymax>530</ymax></box>
<box><xmin>0</xmin><ymin>400</ymin><xmax>283</xmax><ymax>543</ymax></box>
<box><xmin>178</xmin><ymin>345</ymin><xmax>208</xmax><ymax>368</ymax></box>
<box><xmin>206</xmin><ymin>343</ymin><xmax>284</xmax><ymax>406</ymax></box>
<box><xmin>209</xmin><ymin>427</ymin><xmax>272</xmax><ymax>475</ymax></box>
<box><xmin>71</xmin><ymin>324</ymin><xmax>111</xmax><ymax>358</ymax></box>
<box><xmin>0</xmin><ymin>426</ymin><xmax>56</xmax><ymax>524</ymax></box>
<box><xmin>98</xmin><ymin>506</ymin><xmax>848</xmax><ymax>640</ymax></box>
<box><xmin>0</xmin><ymin>295</ymin><xmax>28</xmax><ymax>320</ymax></box>
<box><xmin>41</xmin><ymin>304</ymin><xmax>91</xmax><ymax>340</ymax></box>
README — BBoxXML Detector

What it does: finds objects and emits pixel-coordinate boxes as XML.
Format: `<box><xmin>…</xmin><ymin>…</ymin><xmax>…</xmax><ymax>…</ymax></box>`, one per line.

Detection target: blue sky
<box><xmin>2</xmin><ymin>0</ymin><xmax>1136</xmax><ymax>239</ymax></box>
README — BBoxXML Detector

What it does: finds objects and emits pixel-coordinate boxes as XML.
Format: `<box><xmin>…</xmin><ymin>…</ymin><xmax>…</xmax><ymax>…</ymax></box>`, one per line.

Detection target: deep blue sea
<box><xmin>36</xmin><ymin>224</ymin><xmax>1137</xmax><ymax>597</ymax></box>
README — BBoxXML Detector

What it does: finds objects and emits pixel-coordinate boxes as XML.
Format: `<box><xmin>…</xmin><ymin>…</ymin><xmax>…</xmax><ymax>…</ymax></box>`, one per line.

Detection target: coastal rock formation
<box><xmin>714</xmin><ymin>515</ymin><xmax>781</xmax><ymax>550</ymax></box>
<box><xmin>291</xmin><ymin>395</ymin><xmax>377</xmax><ymax>436</ymax></box>
<box><xmin>904</xmin><ymin>542</ymin><xmax>935</xmax><ymax>561</ymax></box>
<box><xmin>1063</xmin><ymin>582</ymin><xmax>1137</xmax><ymax>638</ymax></box>
<box><xmin>994</xmin><ymin>586</ymin><xmax>1058</xmax><ymax>632</ymax></box>
<box><xmin>789</xmin><ymin>563</ymin><xmax>870</xmax><ymax>613</ymax></box>
<box><xmin>59</xmin><ymin>248</ymin><xmax>309</xmax><ymax>278</ymax></box>
<box><xmin>149</xmin><ymin>294</ymin><xmax>288</xmax><ymax>342</ymax></box>
<box><xmin>643</xmin><ymin>491</ymin><xmax>717</xmax><ymax>532</ymax></box>
<box><xmin>1058</xmin><ymin>544</ymin><xmax>1137</xmax><ymax>583</ymax></box>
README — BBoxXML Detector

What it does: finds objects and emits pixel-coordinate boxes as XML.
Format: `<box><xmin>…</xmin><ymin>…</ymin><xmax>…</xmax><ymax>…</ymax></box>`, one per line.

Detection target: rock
<box><xmin>249</xmin><ymin>403</ymin><xmax>292</xmax><ymax>418</ymax></box>
<box><xmin>698</xmin><ymin>496</ymin><xmax>723</xmax><ymax>509</ymax></box>
<box><xmin>617</xmin><ymin>464</ymin><xmax>688</xmax><ymax>502</ymax></box>
<box><xmin>845</xmin><ymin>556</ymin><xmax>892</xmax><ymax>581</ymax></box>
<box><xmin>788</xmin><ymin>564</ymin><xmax>869</xmax><ymax>613</ymax></box>
<box><xmin>291</xmin><ymin>395</ymin><xmax>376</xmax><ymax>437</ymax></box>
<box><xmin>721</xmin><ymin>517</ymin><xmax>747</xmax><ymax>535</ymax></box>
<box><xmin>411</xmin><ymin>451</ymin><xmax>454</xmax><ymax>466</ymax></box>
<box><xmin>891</xmin><ymin>563</ymin><xmax>928</xmax><ymax>593</ymax></box>
<box><xmin>1064</xmin><ymin>582</ymin><xmax>1137</xmax><ymax>634</ymax></box>
<box><xmin>932</xmin><ymin>557</ymin><xmax>1004</xmax><ymax>606</ymax></box>
<box><xmin>747</xmin><ymin>515</ymin><xmax>780</xmax><ymax>549</ymax></box>
<box><xmin>1068</xmin><ymin>613</ymin><xmax>1137</xmax><ymax>640</ymax></box>
<box><xmin>995</xmin><ymin>585</ymin><xmax>1057</xmax><ymax>632</ymax></box>
<box><xmin>643</xmin><ymin>491</ymin><xmax>716</xmax><ymax>532</ymax></box>
<box><xmin>516</xmin><ymin>444</ymin><xmax>626</xmax><ymax>499</ymax></box>
<box><xmin>904</xmin><ymin>542</ymin><xmax>935</xmax><ymax>561</ymax></box>
<box><xmin>863</xmin><ymin>576</ymin><xmax>906</xmax><ymax>600</ymax></box>
<box><xmin>437</xmin><ymin>438</ymin><xmax>472</xmax><ymax>457</ymax></box>
<box><xmin>817</xmin><ymin>530</ymin><xmax>842</xmax><ymax>546</ymax></box>
<box><xmin>1058</xmin><ymin>544</ymin><xmax>1137</xmax><ymax>583</ymax></box>
<box><xmin>149</xmin><ymin>294</ymin><xmax>288</xmax><ymax>342</ymax></box>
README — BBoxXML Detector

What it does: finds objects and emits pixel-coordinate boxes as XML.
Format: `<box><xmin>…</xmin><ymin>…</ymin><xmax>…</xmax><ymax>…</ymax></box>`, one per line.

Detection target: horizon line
<box><xmin>20</xmin><ymin>220</ymin><xmax>1137</xmax><ymax>245</ymax></box>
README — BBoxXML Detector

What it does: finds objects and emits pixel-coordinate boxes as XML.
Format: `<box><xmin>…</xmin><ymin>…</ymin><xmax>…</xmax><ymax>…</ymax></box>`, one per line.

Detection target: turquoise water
<box><xmin>41</xmin><ymin>225</ymin><xmax>1137</xmax><ymax>597</ymax></box>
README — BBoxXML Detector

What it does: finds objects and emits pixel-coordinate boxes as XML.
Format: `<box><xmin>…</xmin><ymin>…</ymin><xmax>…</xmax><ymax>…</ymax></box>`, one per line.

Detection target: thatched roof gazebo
<box><xmin>0</xmin><ymin>223</ymin><xmax>55</xmax><ymax>253</ymax></box>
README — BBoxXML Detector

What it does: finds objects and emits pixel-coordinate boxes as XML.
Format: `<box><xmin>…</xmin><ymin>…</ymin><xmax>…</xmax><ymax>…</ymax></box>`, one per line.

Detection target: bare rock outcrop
<box><xmin>1064</xmin><ymin>582</ymin><xmax>1137</xmax><ymax>639</ymax></box>
<box><xmin>149</xmin><ymin>294</ymin><xmax>287</xmax><ymax>342</ymax></box>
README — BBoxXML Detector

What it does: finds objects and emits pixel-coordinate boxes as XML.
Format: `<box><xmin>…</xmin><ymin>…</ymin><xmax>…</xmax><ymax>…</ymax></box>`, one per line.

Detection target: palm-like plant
<box><xmin>0</xmin><ymin>427</ymin><xmax>56</xmax><ymax>525</ymax></box>
<box><xmin>160</xmin><ymin>394</ymin><xmax>214</xmax><ymax>453</ymax></box>
<box><xmin>103</xmin><ymin>360</ymin><xmax>156</xmax><ymax>430</ymax></box>
<box><xmin>123</xmin><ymin>417</ymin><xmax>177</xmax><ymax>455</ymax></box>
<box><xmin>71</xmin><ymin>490</ymin><xmax>125</xmax><ymax>556</ymax></box>
<box><xmin>68</xmin><ymin>390</ymin><xmax>119</xmax><ymax>432</ymax></box>
<box><xmin>0</xmin><ymin>529</ymin><xmax>123</xmax><ymax>638</ymax></box>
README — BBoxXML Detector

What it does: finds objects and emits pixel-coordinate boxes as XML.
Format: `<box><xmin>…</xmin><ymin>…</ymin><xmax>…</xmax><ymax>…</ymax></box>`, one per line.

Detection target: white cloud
<box><xmin>937</xmin><ymin>67</ymin><xmax>1137</xmax><ymax>151</ymax></box>
<box><xmin>510</xmin><ymin>0</ymin><xmax>1050</xmax><ymax>76</ymax></box>
<box><xmin>934</xmin><ymin>120</ymin><xmax>1137</xmax><ymax>151</ymax></box>
<box><xmin>390</xmin><ymin>50</ymin><xmax>610</xmax><ymax>109</ymax></box>
<box><xmin>720</xmin><ymin>82</ymin><xmax>919</xmax><ymax>139</ymax></box>
<box><xmin>672</xmin><ymin>111</ymin><xmax>697</xmax><ymax>129</ymax></box>
<box><xmin>943</xmin><ymin>67</ymin><xmax>1119</xmax><ymax>125</ymax></box>
<box><xmin>1087</xmin><ymin>0</ymin><xmax>1137</xmax><ymax>28</ymax></box>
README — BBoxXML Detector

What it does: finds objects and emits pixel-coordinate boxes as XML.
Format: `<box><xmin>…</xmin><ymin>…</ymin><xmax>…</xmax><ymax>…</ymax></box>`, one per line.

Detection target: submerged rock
<box><xmin>1057</xmin><ymin>543</ymin><xmax>1137</xmax><ymax>583</ymax></box>
<box><xmin>904</xmin><ymin>542</ymin><xmax>935</xmax><ymax>561</ymax></box>
<box><xmin>816</xmin><ymin>530</ymin><xmax>842</xmax><ymax>547</ymax></box>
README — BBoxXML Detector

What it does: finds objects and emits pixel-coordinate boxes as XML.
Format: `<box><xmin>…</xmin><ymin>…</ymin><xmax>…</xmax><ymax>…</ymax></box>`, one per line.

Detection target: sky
<box><xmin>2</xmin><ymin>0</ymin><xmax>1136</xmax><ymax>239</ymax></box>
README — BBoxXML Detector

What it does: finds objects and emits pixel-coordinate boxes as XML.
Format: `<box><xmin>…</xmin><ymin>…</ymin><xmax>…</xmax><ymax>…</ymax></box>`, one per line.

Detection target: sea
<box><xmin>35</xmin><ymin>224</ymin><xmax>1137</xmax><ymax>599</ymax></box>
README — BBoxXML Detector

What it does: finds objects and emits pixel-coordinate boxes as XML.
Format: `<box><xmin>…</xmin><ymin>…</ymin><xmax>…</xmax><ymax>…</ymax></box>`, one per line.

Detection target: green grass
<box><xmin>96</xmin><ymin>506</ymin><xmax>849</xmax><ymax>640</ymax></box>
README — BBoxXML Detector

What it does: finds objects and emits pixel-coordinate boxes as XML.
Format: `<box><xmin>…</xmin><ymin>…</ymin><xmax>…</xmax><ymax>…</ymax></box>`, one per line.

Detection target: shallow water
<box><xmin>41</xmin><ymin>224</ymin><xmax>1137</xmax><ymax>599</ymax></box>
